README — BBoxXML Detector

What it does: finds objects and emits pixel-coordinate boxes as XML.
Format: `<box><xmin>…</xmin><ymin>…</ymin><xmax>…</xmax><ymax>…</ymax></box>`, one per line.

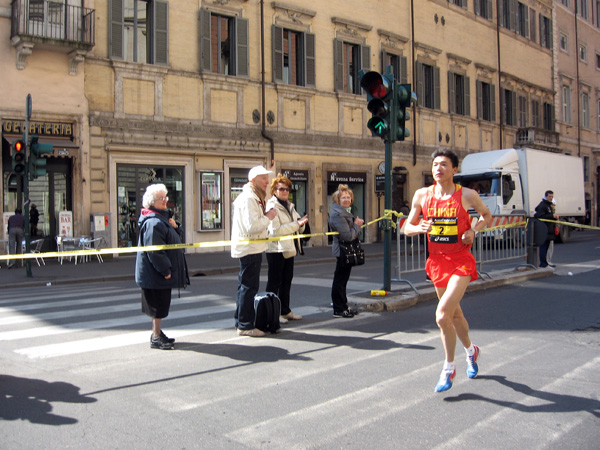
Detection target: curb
<box><xmin>350</xmin><ymin>267</ymin><xmax>555</xmax><ymax>312</ymax></box>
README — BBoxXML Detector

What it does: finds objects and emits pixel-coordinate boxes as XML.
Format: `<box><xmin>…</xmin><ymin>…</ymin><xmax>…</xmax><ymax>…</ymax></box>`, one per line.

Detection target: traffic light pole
<box><xmin>383</xmin><ymin>138</ymin><xmax>393</xmax><ymax>292</ymax></box>
<box><xmin>24</xmin><ymin>94</ymin><xmax>32</xmax><ymax>277</ymax></box>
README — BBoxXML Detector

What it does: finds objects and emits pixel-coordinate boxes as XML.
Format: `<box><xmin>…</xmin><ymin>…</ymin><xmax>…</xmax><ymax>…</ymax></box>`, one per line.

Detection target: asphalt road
<box><xmin>1</xmin><ymin>233</ymin><xmax>599</xmax><ymax>449</ymax></box>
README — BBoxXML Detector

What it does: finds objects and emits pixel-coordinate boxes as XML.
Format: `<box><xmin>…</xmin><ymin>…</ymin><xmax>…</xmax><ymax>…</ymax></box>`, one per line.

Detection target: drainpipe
<box><xmin>410</xmin><ymin>0</ymin><xmax>417</xmax><ymax>166</ymax></box>
<box><xmin>496</xmin><ymin>0</ymin><xmax>503</xmax><ymax>147</ymax></box>
<box><xmin>260</xmin><ymin>0</ymin><xmax>275</xmax><ymax>166</ymax></box>
<box><xmin>574</xmin><ymin>2</ymin><xmax>581</xmax><ymax>157</ymax></box>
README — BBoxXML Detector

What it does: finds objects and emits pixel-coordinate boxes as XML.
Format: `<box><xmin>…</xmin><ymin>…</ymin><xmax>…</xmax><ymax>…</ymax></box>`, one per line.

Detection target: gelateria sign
<box><xmin>2</xmin><ymin>120</ymin><xmax>74</xmax><ymax>138</ymax></box>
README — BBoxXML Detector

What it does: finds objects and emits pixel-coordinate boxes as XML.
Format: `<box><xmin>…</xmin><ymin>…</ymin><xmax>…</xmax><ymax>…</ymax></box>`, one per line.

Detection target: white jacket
<box><xmin>266</xmin><ymin>196</ymin><xmax>305</xmax><ymax>256</ymax></box>
<box><xmin>230</xmin><ymin>183</ymin><xmax>271</xmax><ymax>258</ymax></box>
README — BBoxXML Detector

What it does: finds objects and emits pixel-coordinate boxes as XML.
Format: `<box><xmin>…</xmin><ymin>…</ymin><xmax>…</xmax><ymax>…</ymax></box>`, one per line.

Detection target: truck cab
<box><xmin>454</xmin><ymin>171</ymin><xmax>524</xmax><ymax>216</ymax></box>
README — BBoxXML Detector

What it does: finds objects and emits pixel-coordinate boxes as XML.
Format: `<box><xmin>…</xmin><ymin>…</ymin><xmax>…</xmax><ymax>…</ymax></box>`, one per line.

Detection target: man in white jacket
<box><xmin>231</xmin><ymin>166</ymin><xmax>277</xmax><ymax>337</ymax></box>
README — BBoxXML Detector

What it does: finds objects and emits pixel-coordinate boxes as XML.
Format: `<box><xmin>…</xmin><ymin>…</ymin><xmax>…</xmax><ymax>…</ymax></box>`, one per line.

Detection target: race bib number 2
<box><xmin>429</xmin><ymin>217</ymin><xmax>459</xmax><ymax>243</ymax></box>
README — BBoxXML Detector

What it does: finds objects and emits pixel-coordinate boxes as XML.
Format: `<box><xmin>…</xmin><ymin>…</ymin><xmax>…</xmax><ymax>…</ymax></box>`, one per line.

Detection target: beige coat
<box><xmin>266</xmin><ymin>196</ymin><xmax>305</xmax><ymax>257</ymax></box>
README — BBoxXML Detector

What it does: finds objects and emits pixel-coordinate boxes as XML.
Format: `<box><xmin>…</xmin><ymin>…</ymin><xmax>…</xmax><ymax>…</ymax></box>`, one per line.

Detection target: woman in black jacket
<box><xmin>328</xmin><ymin>184</ymin><xmax>364</xmax><ymax>318</ymax></box>
<box><xmin>135</xmin><ymin>184</ymin><xmax>189</xmax><ymax>350</ymax></box>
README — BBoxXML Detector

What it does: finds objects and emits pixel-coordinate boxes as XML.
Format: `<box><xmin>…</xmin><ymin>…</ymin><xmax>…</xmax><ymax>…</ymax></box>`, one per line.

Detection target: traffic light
<box><xmin>28</xmin><ymin>135</ymin><xmax>53</xmax><ymax>180</ymax></box>
<box><xmin>359</xmin><ymin>70</ymin><xmax>394</xmax><ymax>140</ymax></box>
<box><xmin>12</xmin><ymin>140</ymin><xmax>27</xmax><ymax>174</ymax></box>
<box><xmin>394</xmin><ymin>83</ymin><xmax>417</xmax><ymax>141</ymax></box>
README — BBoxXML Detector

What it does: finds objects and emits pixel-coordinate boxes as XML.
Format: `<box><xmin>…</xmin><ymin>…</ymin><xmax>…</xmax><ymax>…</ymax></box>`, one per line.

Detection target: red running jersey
<box><xmin>423</xmin><ymin>184</ymin><xmax>472</xmax><ymax>255</ymax></box>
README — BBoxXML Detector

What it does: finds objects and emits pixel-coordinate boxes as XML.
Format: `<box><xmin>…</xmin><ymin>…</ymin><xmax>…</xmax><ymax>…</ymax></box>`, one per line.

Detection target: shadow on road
<box><xmin>0</xmin><ymin>375</ymin><xmax>97</xmax><ymax>425</ymax></box>
<box><xmin>443</xmin><ymin>375</ymin><xmax>600</xmax><ymax>417</ymax></box>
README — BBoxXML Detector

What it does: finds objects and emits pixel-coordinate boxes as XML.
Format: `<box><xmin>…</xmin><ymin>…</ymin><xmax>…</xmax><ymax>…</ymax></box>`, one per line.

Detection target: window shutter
<box><xmin>500</xmin><ymin>87</ymin><xmax>506</xmax><ymax>123</ymax></box>
<box><xmin>486</xmin><ymin>0</ymin><xmax>493</xmax><ymax>20</ymax></box>
<box><xmin>434</xmin><ymin>66</ymin><xmax>441</xmax><ymax>110</ymax></box>
<box><xmin>109</xmin><ymin>0</ymin><xmax>124</xmax><ymax>59</ymax></box>
<box><xmin>360</xmin><ymin>45</ymin><xmax>371</xmax><ymax>72</ymax></box>
<box><xmin>416</xmin><ymin>62</ymin><xmax>424</xmax><ymax>107</ymax></box>
<box><xmin>510</xmin><ymin>0</ymin><xmax>518</xmax><ymax>31</ymax></box>
<box><xmin>529</xmin><ymin>9</ymin><xmax>536</xmax><ymax>43</ymax></box>
<box><xmin>304</xmin><ymin>32</ymin><xmax>316</xmax><ymax>88</ymax></box>
<box><xmin>400</xmin><ymin>56</ymin><xmax>408</xmax><ymax>84</ymax></box>
<box><xmin>523</xmin><ymin>5</ymin><xmax>529</xmax><ymax>38</ymax></box>
<box><xmin>539</xmin><ymin>14</ymin><xmax>545</xmax><ymax>48</ymax></box>
<box><xmin>476</xmin><ymin>81</ymin><xmax>483</xmax><ymax>119</ymax></box>
<box><xmin>153</xmin><ymin>0</ymin><xmax>168</xmax><ymax>65</ymax></box>
<box><xmin>499</xmin><ymin>0</ymin><xmax>505</xmax><ymax>27</ymax></box>
<box><xmin>200</xmin><ymin>8</ymin><xmax>211</xmax><ymax>72</ymax></box>
<box><xmin>511</xmin><ymin>91</ymin><xmax>517</xmax><ymax>125</ymax></box>
<box><xmin>448</xmin><ymin>72</ymin><xmax>456</xmax><ymax>114</ymax></box>
<box><xmin>475</xmin><ymin>0</ymin><xmax>481</xmax><ymax>16</ymax></box>
<box><xmin>490</xmin><ymin>83</ymin><xmax>496</xmax><ymax>122</ymax></box>
<box><xmin>465</xmin><ymin>76</ymin><xmax>471</xmax><ymax>117</ymax></box>
<box><xmin>272</xmin><ymin>26</ymin><xmax>284</xmax><ymax>83</ymax></box>
<box><xmin>547</xmin><ymin>18</ymin><xmax>553</xmax><ymax>49</ymax></box>
<box><xmin>333</xmin><ymin>39</ymin><xmax>344</xmax><ymax>92</ymax></box>
<box><xmin>236</xmin><ymin>17</ymin><xmax>249</xmax><ymax>77</ymax></box>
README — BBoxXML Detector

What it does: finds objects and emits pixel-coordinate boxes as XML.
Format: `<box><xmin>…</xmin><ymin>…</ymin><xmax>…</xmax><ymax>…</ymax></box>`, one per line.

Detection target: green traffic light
<box><xmin>368</xmin><ymin>117</ymin><xmax>388</xmax><ymax>137</ymax></box>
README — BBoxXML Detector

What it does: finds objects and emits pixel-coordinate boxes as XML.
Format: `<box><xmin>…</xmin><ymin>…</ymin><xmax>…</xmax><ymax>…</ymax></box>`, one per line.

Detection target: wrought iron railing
<box><xmin>11</xmin><ymin>0</ymin><xmax>95</xmax><ymax>47</ymax></box>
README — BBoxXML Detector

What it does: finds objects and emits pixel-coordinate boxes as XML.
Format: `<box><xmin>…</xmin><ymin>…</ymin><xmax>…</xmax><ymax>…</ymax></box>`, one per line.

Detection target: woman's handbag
<box><xmin>338</xmin><ymin>239</ymin><xmax>365</xmax><ymax>267</ymax></box>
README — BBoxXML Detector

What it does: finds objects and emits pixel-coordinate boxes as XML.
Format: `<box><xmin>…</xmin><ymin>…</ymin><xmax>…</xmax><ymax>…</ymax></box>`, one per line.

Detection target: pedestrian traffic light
<box><xmin>359</xmin><ymin>70</ymin><xmax>394</xmax><ymax>141</ymax></box>
<box><xmin>28</xmin><ymin>135</ymin><xmax>53</xmax><ymax>180</ymax></box>
<box><xmin>393</xmin><ymin>83</ymin><xmax>417</xmax><ymax>141</ymax></box>
<box><xmin>12</xmin><ymin>140</ymin><xmax>27</xmax><ymax>174</ymax></box>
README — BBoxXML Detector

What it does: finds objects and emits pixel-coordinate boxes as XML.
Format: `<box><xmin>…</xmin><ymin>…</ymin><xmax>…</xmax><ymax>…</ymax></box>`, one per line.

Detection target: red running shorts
<box><xmin>426</xmin><ymin>250</ymin><xmax>478</xmax><ymax>288</ymax></box>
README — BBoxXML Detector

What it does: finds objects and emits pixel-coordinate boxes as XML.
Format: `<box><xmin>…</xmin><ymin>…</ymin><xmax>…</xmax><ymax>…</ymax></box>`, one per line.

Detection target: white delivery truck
<box><xmin>454</xmin><ymin>147</ymin><xmax>585</xmax><ymax>243</ymax></box>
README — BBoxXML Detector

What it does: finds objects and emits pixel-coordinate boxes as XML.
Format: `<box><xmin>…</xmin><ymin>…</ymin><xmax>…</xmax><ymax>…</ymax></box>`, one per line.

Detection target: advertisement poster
<box><xmin>58</xmin><ymin>211</ymin><xmax>73</xmax><ymax>237</ymax></box>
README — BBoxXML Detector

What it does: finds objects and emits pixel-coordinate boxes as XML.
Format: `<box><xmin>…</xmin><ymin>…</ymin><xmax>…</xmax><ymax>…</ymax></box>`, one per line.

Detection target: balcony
<box><xmin>10</xmin><ymin>0</ymin><xmax>95</xmax><ymax>75</ymax></box>
<box><xmin>515</xmin><ymin>127</ymin><xmax>560</xmax><ymax>152</ymax></box>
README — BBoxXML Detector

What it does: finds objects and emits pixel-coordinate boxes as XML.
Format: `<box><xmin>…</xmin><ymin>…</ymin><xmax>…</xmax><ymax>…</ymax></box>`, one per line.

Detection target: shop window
<box><xmin>199</xmin><ymin>172</ymin><xmax>222</xmax><ymax>230</ymax></box>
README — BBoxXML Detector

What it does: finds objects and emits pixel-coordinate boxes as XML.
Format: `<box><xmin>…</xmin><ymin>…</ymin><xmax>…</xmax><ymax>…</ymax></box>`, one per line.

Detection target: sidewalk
<box><xmin>0</xmin><ymin>242</ymin><xmax>553</xmax><ymax>310</ymax></box>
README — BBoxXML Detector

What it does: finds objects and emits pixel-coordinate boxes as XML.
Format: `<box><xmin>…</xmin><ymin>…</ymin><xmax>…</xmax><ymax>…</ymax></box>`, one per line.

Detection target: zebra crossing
<box><xmin>0</xmin><ymin>282</ymin><xmax>327</xmax><ymax>360</ymax></box>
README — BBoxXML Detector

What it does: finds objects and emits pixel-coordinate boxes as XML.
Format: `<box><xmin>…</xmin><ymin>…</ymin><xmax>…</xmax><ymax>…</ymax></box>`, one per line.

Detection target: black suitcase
<box><xmin>253</xmin><ymin>292</ymin><xmax>281</xmax><ymax>334</ymax></box>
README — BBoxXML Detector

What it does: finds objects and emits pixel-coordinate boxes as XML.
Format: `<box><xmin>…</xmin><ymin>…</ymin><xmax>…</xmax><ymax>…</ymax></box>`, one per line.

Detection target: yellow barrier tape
<box><xmin>481</xmin><ymin>220</ymin><xmax>528</xmax><ymax>233</ymax></box>
<box><xmin>4</xmin><ymin>212</ymin><xmax>593</xmax><ymax>262</ymax></box>
<box><xmin>538</xmin><ymin>218</ymin><xmax>600</xmax><ymax>231</ymax></box>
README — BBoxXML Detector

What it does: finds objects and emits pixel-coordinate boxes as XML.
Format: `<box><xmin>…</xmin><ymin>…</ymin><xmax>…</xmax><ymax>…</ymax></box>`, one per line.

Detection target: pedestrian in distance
<box><xmin>7</xmin><ymin>208</ymin><xmax>25</xmax><ymax>268</ymax></box>
<box><xmin>546</xmin><ymin>198</ymin><xmax>557</xmax><ymax>266</ymax></box>
<box><xmin>399</xmin><ymin>200</ymin><xmax>410</xmax><ymax>217</ymax></box>
<box><xmin>328</xmin><ymin>184</ymin><xmax>364</xmax><ymax>318</ymax></box>
<box><xmin>231</xmin><ymin>165</ymin><xmax>277</xmax><ymax>337</ymax></box>
<box><xmin>534</xmin><ymin>190</ymin><xmax>558</xmax><ymax>268</ymax></box>
<box><xmin>29</xmin><ymin>203</ymin><xmax>40</xmax><ymax>237</ymax></box>
<box><xmin>404</xmin><ymin>149</ymin><xmax>491</xmax><ymax>392</ymax></box>
<box><xmin>135</xmin><ymin>184</ymin><xmax>189</xmax><ymax>350</ymax></box>
<box><xmin>265</xmin><ymin>174</ymin><xmax>308</xmax><ymax>324</ymax></box>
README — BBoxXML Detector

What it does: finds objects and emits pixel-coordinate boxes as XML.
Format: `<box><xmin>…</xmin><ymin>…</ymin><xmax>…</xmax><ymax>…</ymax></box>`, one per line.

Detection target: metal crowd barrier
<box><xmin>393</xmin><ymin>216</ymin><xmax>528</xmax><ymax>291</ymax></box>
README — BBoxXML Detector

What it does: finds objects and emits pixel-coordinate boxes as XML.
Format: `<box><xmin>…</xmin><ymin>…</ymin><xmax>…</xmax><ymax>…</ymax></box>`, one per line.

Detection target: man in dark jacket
<box><xmin>135</xmin><ymin>184</ymin><xmax>189</xmax><ymax>350</ymax></box>
<box><xmin>534</xmin><ymin>190</ymin><xmax>558</xmax><ymax>268</ymax></box>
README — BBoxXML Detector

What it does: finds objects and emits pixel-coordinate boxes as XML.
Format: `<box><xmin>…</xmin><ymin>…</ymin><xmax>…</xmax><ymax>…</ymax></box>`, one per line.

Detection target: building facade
<box><xmin>1</xmin><ymin>0</ymin><xmax>94</xmax><ymax>242</ymax></box>
<box><xmin>554</xmin><ymin>0</ymin><xmax>600</xmax><ymax>225</ymax></box>
<box><xmin>2</xmin><ymin>0</ymin><xmax>597</xmax><ymax>253</ymax></box>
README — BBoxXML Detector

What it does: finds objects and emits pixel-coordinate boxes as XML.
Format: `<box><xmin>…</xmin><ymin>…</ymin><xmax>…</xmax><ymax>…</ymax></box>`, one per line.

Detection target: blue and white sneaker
<box><xmin>466</xmin><ymin>345</ymin><xmax>480</xmax><ymax>379</ymax></box>
<box><xmin>434</xmin><ymin>368</ymin><xmax>456</xmax><ymax>392</ymax></box>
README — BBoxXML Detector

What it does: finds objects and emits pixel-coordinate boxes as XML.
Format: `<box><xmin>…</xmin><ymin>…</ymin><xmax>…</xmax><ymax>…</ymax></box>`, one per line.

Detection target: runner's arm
<box><xmin>404</xmin><ymin>188</ymin><xmax>432</xmax><ymax>237</ymax></box>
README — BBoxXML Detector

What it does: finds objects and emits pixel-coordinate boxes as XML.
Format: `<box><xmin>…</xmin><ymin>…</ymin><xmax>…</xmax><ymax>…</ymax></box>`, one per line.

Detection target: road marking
<box><xmin>432</xmin><ymin>355</ymin><xmax>600</xmax><ymax>450</ymax></box>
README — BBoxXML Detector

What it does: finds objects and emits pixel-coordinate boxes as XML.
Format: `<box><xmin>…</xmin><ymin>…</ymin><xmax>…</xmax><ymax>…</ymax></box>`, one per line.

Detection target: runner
<box><xmin>404</xmin><ymin>149</ymin><xmax>491</xmax><ymax>392</ymax></box>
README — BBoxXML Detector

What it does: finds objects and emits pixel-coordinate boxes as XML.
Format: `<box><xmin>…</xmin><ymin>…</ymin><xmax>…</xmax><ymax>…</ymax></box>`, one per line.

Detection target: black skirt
<box><xmin>141</xmin><ymin>288</ymin><xmax>172</xmax><ymax>319</ymax></box>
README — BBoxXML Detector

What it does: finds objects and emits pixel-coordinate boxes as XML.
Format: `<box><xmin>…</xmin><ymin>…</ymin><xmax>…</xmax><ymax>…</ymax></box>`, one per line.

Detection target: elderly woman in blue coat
<box><xmin>135</xmin><ymin>183</ymin><xmax>189</xmax><ymax>350</ymax></box>
<box><xmin>328</xmin><ymin>184</ymin><xmax>364</xmax><ymax>318</ymax></box>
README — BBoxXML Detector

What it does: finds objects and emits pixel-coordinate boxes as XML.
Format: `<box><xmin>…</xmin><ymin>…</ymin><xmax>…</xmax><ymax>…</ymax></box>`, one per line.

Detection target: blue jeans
<box><xmin>235</xmin><ymin>253</ymin><xmax>262</xmax><ymax>330</ymax></box>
